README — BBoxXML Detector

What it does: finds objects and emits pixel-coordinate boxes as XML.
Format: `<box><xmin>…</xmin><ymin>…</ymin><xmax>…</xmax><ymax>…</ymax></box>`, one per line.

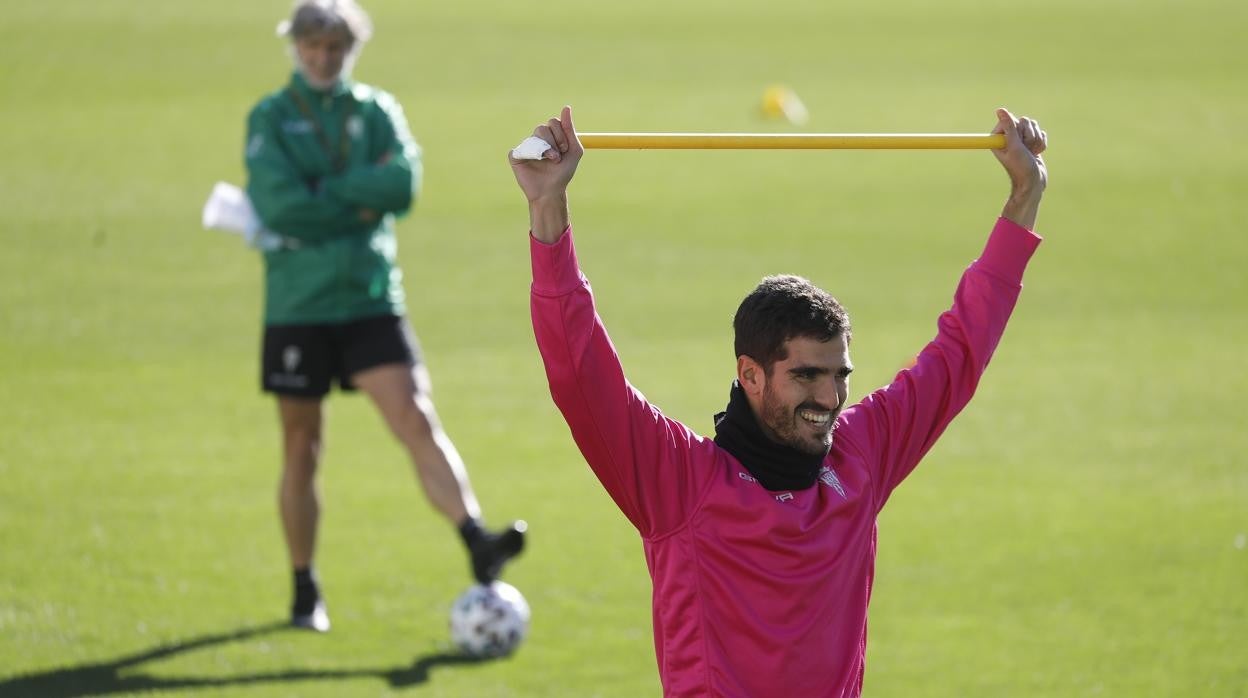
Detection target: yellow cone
<box><xmin>760</xmin><ymin>85</ymin><xmax>809</xmax><ymax>125</ymax></box>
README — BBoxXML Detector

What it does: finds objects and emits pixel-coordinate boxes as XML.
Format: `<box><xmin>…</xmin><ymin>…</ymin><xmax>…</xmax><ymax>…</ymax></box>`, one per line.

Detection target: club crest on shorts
<box><xmin>283</xmin><ymin>345</ymin><xmax>302</xmax><ymax>373</ymax></box>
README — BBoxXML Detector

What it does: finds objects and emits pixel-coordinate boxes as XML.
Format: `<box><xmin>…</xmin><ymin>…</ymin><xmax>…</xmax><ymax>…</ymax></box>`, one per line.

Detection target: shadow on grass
<box><xmin>0</xmin><ymin>621</ymin><xmax>492</xmax><ymax>697</ymax></box>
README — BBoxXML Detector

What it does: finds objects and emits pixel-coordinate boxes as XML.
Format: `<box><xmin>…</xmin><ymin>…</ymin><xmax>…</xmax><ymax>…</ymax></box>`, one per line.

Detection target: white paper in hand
<box><xmin>202</xmin><ymin>182</ymin><xmax>259</xmax><ymax>235</ymax></box>
<box><xmin>510</xmin><ymin>136</ymin><xmax>553</xmax><ymax>161</ymax></box>
<box><xmin>201</xmin><ymin>182</ymin><xmax>289</xmax><ymax>251</ymax></box>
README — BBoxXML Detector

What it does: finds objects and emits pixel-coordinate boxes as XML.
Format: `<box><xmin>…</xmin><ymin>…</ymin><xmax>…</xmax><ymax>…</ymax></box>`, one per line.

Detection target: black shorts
<box><xmin>262</xmin><ymin>314</ymin><xmax>423</xmax><ymax>397</ymax></box>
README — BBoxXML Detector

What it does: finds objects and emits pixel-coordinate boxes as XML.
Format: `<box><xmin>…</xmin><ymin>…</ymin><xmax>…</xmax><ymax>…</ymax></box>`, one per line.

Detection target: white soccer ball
<box><xmin>449</xmin><ymin>581</ymin><xmax>530</xmax><ymax>658</ymax></box>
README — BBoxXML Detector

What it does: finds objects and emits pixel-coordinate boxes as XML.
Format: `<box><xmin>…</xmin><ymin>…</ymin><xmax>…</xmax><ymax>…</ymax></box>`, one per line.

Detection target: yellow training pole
<box><xmin>579</xmin><ymin>133</ymin><xmax>1005</xmax><ymax>150</ymax></box>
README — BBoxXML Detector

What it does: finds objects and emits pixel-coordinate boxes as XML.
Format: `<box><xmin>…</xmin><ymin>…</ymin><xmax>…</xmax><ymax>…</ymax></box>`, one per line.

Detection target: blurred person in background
<box><xmin>244</xmin><ymin>0</ymin><xmax>525</xmax><ymax>633</ymax></box>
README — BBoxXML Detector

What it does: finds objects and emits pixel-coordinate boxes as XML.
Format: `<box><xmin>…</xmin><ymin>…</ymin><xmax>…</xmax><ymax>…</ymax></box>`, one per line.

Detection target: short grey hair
<box><xmin>277</xmin><ymin>0</ymin><xmax>373</xmax><ymax>45</ymax></box>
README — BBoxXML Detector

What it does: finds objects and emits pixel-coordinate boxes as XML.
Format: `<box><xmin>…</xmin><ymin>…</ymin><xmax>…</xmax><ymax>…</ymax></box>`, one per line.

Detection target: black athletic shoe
<box><xmin>291</xmin><ymin>599</ymin><xmax>331</xmax><ymax>633</ymax></box>
<box><xmin>470</xmin><ymin>520</ymin><xmax>528</xmax><ymax>584</ymax></box>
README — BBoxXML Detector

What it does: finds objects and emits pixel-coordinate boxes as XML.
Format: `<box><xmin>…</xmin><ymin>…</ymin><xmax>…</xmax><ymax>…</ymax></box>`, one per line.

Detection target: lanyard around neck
<box><xmin>286</xmin><ymin>87</ymin><xmax>354</xmax><ymax>173</ymax></box>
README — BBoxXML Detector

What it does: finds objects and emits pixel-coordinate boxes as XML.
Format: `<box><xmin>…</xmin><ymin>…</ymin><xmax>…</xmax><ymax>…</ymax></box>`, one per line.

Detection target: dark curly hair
<box><xmin>733</xmin><ymin>275</ymin><xmax>851</xmax><ymax>371</ymax></box>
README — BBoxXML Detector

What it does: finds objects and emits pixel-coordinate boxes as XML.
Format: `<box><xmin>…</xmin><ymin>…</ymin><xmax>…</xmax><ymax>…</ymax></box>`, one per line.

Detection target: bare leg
<box><xmin>277</xmin><ymin>396</ymin><xmax>324</xmax><ymax>569</ymax></box>
<box><xmin>351</xmin><ymin>363</ymin><xmax>480</xmax><ymax>524</ymax></box>
<box><xmin>353</xmin><ymin>362</ymin><xmax>524</xmax><ymax>583</ymax></box>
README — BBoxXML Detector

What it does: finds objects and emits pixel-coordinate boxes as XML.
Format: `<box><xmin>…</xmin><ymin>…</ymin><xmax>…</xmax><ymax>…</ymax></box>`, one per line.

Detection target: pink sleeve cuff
<box><xmin>530</xmin><ymin>225</ymin><xmax>587</xmax><ymax>296</ymax></box>
<box><xmin>976</xmin><ymin>217</ymin><xmax>1043</xmax><ymax>284</ymax></box>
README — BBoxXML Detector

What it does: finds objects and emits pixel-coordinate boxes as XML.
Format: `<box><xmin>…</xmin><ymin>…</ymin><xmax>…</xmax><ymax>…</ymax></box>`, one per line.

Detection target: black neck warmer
<box><xmin>712</xmin><ymin>381</ymin><xmax>826</xmax><ymax>491</ymax></box>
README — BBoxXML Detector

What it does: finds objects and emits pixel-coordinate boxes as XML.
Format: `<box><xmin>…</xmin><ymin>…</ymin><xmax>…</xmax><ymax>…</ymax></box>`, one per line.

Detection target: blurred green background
<box><xmin>1</xmin><ymin>0</ymin><xmax>1244</xmax><ymax>695</ymax></box>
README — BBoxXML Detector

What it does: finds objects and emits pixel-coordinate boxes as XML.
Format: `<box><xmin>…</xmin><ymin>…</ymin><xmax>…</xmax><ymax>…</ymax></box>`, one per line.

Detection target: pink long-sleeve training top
<box><xmin>530</xmin><ymin>217</ymin><xmax>1041</xmax><ymax>697</ymax></box>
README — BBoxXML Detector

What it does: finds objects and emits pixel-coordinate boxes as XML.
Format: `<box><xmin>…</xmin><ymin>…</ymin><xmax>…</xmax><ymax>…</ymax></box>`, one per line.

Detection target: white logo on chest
<box><xmin>347</xmin><ymin>115</ymin><xmax>364</xmax><ymax>139</ymax></box>
<box><xmin>819</xmin><ymin>466</ymin><xmax>847</xmax><ymax>498</ymax></box>
<box><xmin>738</xmin><ymin>472</ymin><xmax>797</xmax><ymax>504</ymax></box>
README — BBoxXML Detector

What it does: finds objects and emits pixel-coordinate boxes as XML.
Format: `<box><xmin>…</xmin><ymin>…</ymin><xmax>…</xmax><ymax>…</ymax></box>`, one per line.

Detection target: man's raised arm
<box><xmin>509</xmin><ymin>107</ymin><xmax>710</xmax><ymax>538</ymax></box>
<box><xmin>839</xmin><ymin>107</ymin><xmax>1048</xmax><ymax>507</ymax></box>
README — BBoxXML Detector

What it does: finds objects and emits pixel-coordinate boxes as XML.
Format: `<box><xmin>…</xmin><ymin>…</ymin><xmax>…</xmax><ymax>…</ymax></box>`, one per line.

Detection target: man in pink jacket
<box><xmin>510</xmin><ymin>107</ymin><xmax>1047</xmax><ymax>697</ymax></box>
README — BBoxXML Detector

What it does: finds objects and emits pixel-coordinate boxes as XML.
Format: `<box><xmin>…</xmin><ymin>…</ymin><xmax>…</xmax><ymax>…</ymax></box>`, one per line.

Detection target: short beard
<box><xmin>759</xmin><ymin>390</ymin><xmax>835</xmax><ymax>456</ymax></box>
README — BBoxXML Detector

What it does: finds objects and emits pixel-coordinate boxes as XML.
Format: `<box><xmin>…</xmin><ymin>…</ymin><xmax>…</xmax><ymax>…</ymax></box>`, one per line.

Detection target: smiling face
<box><xmin>740</xmin><ymin>334</ymin><xmax>853</xmax><ymax>455</ymax></box>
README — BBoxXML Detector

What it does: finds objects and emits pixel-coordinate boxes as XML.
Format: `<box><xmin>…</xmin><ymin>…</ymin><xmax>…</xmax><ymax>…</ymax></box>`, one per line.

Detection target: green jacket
<box><xmin>245</xmin><ymin>72</ymin><xmax>422</xmax><ymax>325</ymax></box>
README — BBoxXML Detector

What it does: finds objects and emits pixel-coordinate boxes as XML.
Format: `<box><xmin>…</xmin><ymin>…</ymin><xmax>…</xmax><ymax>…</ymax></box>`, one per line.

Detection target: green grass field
<box><xmin>2</xmin><ymin>0</ymin><xmax>1245</xmax><ymax>695</ymax></box>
